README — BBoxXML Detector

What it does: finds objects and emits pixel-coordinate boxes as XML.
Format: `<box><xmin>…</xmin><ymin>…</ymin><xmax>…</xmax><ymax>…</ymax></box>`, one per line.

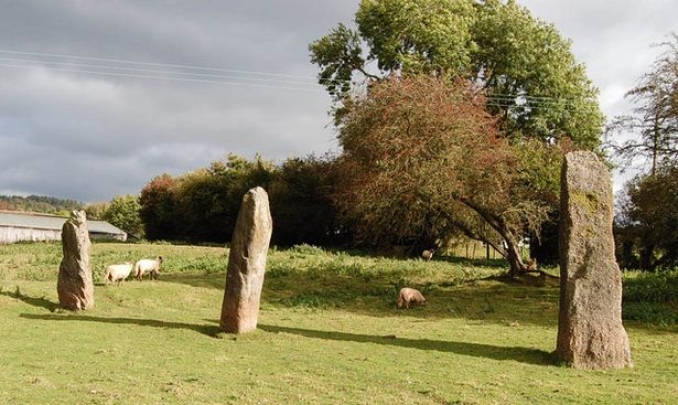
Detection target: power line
<box><xmin>0</xmin><ymin>62</ymin><xmax>323</xmax><ymax>93</ymax></box>
<box><xmin>487</xmin><ymin>93</ymin><xmax>599</xmax><ymax>106</ymax></box>
<box><xmin>0</xmin><ymin>48</ymin><xmax>332</xmax><ymax>93</ymax></box>
<box><xmin>0</xmin><ymin>49</ymin><xmax>315</xmax><ymax>80</ymax></box>
<box><xmin>0</xmin><ymin>56</ymin><xmax>320</xmax><ymax>89</ymax></box>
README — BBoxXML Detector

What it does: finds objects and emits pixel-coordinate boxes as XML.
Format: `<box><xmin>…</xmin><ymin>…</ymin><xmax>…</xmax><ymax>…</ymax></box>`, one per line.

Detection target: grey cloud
<box><xmin>0</xmin><ymin>0</ymin><xmax>356</xmax><ymax>202</ymax></box>
<box><xmin>522</xmin><ymin>0</ymin><xmax>676</xmax><ymax>112</ymax></box>
<box><xmin>1</xmin><ymin>0</ymin><xmax>676</xmax><ymax>201</ymax></box>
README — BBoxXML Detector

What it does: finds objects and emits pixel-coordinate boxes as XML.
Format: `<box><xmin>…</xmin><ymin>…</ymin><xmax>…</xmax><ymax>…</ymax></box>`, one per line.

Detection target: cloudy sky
<box><xmin>0</xmin><ymin>1</ymin><xmax>676</xmax><ymax>202</ymax></box>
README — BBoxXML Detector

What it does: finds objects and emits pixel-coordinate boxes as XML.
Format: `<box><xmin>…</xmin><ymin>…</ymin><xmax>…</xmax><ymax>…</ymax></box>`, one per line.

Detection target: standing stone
<box><xmin>220</xmin><ymin>187</ymin><xmax>273</xmax><ymax>334</ymax></box>
<box><xmin>557</xmin><ymin>151</ymin><xmax>632</xmax><ymax>369</ymax></box>
<box><xmin>57</xmin><ymin>210</ymin><xmax>94</xmax><ymax>310</ymax></box>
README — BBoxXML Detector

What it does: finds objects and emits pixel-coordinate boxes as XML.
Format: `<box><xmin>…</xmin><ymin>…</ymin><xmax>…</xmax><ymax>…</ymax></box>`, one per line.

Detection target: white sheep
<box><xmin>134</xmin><ymin>256</ymin><xmax>163</xmax><ymax>281</ymax></box>
<box><xmin>421</xmin><ymin>249</ymin><xmax>435</xmax><ymax>261</ymax></box>
<box><xmin>104</xmin><ymin>263</ymin><xmax>134</xmax><ymax>285</ymax></box>
<box><xmin>397</xmin><ymin>287</ymin><xmax>427</xmax><ymax>309</ymax></box>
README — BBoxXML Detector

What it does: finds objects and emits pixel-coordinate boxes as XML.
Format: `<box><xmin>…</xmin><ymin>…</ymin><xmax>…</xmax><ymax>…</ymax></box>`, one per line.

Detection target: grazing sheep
<box><xmin>421</xmin><ymin>249</ymin><xmax>435</xmax><ymax>261</ymax></box>
<box><xmin>104</xmin><ymin>263</ymin><xmax>134</xmax><ymax>285</ymax></box>
<box><xmin>134</xmin><ymin>256</ymin><xmax>163</xmax><ymax>281</ymax></box>
<box><xmin>397</xmin><ymin>287</ymin><xmax>427</xmax><ymax>309</ymax></box>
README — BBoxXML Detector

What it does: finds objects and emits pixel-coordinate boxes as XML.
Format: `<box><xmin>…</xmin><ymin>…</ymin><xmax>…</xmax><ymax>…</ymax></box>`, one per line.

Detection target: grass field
<box><xmin>1</xmin><ymin>242</ymin><xmax>676</xmax><ymax>404</ymax></box>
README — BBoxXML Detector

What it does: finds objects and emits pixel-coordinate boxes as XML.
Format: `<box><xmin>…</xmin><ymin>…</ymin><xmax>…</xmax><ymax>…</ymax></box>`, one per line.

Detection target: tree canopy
<box><xmin>610</xmin><ymin>33</ymin><xmax>678</xmax><ymax>270</ymax></box>
<box><xmin>310</xmin><ymin>0</ymin><xmax>597</xmax><ymax>273</ymax></box>
<box><xmin>616</xmin><ymin>167</ymin><xmax>678</xmax><ymax>270</ymax></box>
<box><xmin>0</xmin><ymin>195</ymin><xmax>82</xmax><ymax>215</ymax></box>
<box><xmin>103</xmin><ymin>195</ymin><xmax>143</xmax><ymax>237</ymax></box>
<box><xmin>335</xmin><ymin>75</ymin><xmax>565</xmax><ymax>275</ymax></box>
<box><xmin>138</xmin><ymin>155</ymin><xmax>345</xmax><ymax>247</ymax></box>
<box><xmin>310</xmin><ymin>0</ymin><xmax>604</xmax><ymax>148</ymax></box>
<box><xmin>607</xmin><ymin>33</ymin><xmax>678</xmax><ymax>175</ymax></box>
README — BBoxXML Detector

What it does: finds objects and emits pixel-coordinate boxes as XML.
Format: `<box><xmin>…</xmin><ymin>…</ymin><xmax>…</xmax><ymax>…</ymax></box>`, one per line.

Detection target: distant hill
<box><xmin>0</xmin><ymin>195</ymin><xmax>83</xmax><ymax>215</ymax></box>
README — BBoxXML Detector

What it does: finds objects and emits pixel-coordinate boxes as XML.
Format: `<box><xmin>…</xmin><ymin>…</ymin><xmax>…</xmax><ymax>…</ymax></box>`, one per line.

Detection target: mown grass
<box><xmin>0</xmin><ymin>242</ymin><xmax>676</xmax><ymax>405</ymax></box>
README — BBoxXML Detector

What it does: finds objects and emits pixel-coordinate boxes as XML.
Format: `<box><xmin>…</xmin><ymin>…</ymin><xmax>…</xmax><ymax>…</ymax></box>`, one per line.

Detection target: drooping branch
<box><xmin>437</xmin><ymin>209</ymin><xmax>507</xmax><ymax>258</ymax></box>
<box><xmin>457</xmin><ymin>196</ymin><xmax>529</xmax><ymax>276</ymax></box>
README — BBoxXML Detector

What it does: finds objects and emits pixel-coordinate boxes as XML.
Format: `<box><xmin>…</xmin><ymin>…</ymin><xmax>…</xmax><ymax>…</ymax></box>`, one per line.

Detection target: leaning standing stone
<box><xmin>220</xmin><ymin>187</ymin><xmax>273</xmax><ymax>334</ymax></box>
<box><xmin>557</xmin><ymin>151</ymin><xmax>632</xmax><ymax>369</ymax></box>
<box><xmin>57</xmin><ymin>210</ymin><xmax>95</xmax><ymax>310</ymax></box>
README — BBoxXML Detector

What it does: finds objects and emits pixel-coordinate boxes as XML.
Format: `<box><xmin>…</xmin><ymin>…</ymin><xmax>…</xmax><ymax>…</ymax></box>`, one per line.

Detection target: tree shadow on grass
<box><xmin>258</xmin><ymin>324</ymin><xmax>557</xmax><ymax>366</ymax></box>
<box><xmin>159</xmin><ymin>273</ymin><xmax>563</xmax><ymax>328</ymax></box>
<box><xmin>0</xmin><ymin>288</ymin><xmax>58</xmax><ymax>312</ymax></box>
<box><xmin>20</xmin><ymin>313</ymin><xmax>222</xmax><ymax>338</ymax></box>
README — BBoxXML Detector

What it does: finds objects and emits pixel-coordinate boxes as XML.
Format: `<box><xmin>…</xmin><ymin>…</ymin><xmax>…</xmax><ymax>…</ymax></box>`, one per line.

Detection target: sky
<box><xmin>0</xmin><ymin>1</ymin><xmax>676</xmax><ymax>203</ymax></box>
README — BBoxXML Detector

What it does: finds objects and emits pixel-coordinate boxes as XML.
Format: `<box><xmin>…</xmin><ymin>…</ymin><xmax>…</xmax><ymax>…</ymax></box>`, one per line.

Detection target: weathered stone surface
<box><xmin>220</xmin><ymin>187</ymin><xmax>273</xmax><ymax>333</ymax></box>
<box><xmin>57</xmin><ymin>210</ymin><xmax>94</xmax><ymax>310</ymax></box>
<box><xmin>557</xmin><ymin>151</ymin><xmax>632</xmax><ymax>369</ymax></box>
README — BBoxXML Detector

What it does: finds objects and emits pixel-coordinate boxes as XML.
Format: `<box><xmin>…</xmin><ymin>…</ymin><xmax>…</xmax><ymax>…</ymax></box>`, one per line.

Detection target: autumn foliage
<box><xmin>336</xmin><ymin>75</ymin><xmax>562</xmax><ymax>275</ymax></box>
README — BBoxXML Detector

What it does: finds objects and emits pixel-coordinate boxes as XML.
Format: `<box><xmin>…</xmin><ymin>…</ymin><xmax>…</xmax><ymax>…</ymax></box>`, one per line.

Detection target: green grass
<box><xmin>1</xmin><ymin>242</ymin><xmax>677</xmax><ymax>404</ymax></box>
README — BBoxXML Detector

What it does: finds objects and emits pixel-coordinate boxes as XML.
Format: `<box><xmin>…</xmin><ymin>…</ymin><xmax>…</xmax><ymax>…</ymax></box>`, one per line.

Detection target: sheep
<box><xmin>134</xmin><ymin>256</ymin><xmax>163</xmax><ymax>281</ymax></box>
<box><xmin>421</xmin><ymin>249</ymin><xmax>435</xmax><ymax>261</ymax></box>
<box><xmin>397</xmin><ymin>287</ymin><xmax>427</xmax><ymax>309</ymax></box>
<box><xmin>104</xmin><ymin>263</ymin><xmax>134</xmax><ymax>285</ymax></box>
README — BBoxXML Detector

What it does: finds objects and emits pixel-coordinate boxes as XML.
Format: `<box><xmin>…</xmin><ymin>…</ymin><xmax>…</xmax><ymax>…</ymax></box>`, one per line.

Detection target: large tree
<box><xmin>311</xmin><ymin>0</ymin><xmax>600</xmax><ymax>271</ymax></box>
<box><xmin>608</xmin><ymin>33</ymin><xmax>678</xmax><ymax>270</ymax></box>
<box><xmin>607</xmin><ymin>33</ymin><xmax>678</xmax><ymax>175</ymax></box>
<box><xmin>336</xmin><ymin>75</ymin><xmax>564</xmax><ymax>275</ymax></box>
<box><xmin>310</xmin><ymin>0</ymin><xmax>603</xmax><ymax>147</ymax></box>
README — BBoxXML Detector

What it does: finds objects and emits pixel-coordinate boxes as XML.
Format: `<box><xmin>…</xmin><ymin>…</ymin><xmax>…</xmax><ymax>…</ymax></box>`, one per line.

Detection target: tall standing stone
<box><xmin>557</xmin><ymin>151</ymin><xmax>632</xmax><ymax>369</ymax></box>
<box><xmin>220</xmin><ymin>187</ymin><xmax>273</xmax><ymax>334</ymax></box>
<box><xmin>57</xmin><ymin>210</ymin><xmax>94</xmax><ymax>310</ymax></box>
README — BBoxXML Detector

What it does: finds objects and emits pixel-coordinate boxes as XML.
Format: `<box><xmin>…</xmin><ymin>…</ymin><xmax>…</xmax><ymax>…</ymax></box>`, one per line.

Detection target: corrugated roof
<box><xmin>0</xmin><ymin>211</ymin><xmax>126</xmax><ymax>235</ymax></box>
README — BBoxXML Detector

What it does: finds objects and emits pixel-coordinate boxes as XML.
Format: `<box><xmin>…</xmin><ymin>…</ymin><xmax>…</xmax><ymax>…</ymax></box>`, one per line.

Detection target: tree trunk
<box><xmin>505</xmin><ymin>237</ymin><xmax>526</xmax><ymax>278</ymax></box>
<box><xmin>455</xmin><ymin>199</ymin><xmax>528</xmax><ymax>278</ymax></box>
<box><xmin>639</xmin><ymin>243</ymin><xmax>655</xmax><ymax>270</ymax></box>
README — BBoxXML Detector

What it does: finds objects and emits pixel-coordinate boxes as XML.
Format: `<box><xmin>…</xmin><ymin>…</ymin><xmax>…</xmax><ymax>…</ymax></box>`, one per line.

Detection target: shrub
<box><xmin>623</xmin><ymin>270</ymin><xmax>678</xmax><ymax>303</ymax></box>
<box><xmin>622</xmin><ymin>270</ymin><xmax>678</xmax><ymax>325</ymax></box>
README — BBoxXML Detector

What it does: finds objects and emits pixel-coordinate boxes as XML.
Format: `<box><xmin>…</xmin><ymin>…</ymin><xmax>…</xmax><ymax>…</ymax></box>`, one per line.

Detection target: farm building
<box><xmin>0</xmin><ymin>211</ymin><xmax>127</xmax><ymax>244</ymax></box>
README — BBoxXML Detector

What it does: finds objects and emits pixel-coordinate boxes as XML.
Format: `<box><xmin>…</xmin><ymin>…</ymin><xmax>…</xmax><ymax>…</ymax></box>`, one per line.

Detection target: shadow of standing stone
<box><xmin>557</xmin><ymin>151</ymin><xmax>633</xmax><ymax>369</ymax></box>
<box><xmin>220</xmin><ymin>187</ymin><xmax>273</xmax><ymax>334</ymax></box>
<box><xmin>57</xmin><ymin>210</ymin><xmax>94</xmax><ymax>310</ymax></box>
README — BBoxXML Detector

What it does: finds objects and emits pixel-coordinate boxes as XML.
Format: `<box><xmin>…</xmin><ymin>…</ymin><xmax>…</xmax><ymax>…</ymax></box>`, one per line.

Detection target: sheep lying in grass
<box><xmin>421</xmin><ymin>249</ymin><xmax>435</xmax><ymax>261</ymax></box>
<box><xmin>134</xmin><ymin>256</ymin><xmax>163</xmax><ymax>281</ymax></box>
<box><xmin>104</xmin><ymin>263</ymin><xmax>134</xmax><ymax>285</ymax></box>
<box><xmin>397</xmin><ymin>287</ymin><xmax>427</xmax><ymax>309</ymax></box>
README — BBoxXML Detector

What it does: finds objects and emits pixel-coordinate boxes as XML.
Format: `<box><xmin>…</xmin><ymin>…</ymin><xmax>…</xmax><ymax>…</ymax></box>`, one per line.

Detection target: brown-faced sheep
<box><xmin>397</xmin><ymin>287</ymin><xmax>427</xmax><ymax>309</ymax></box>
<box><xmin>104</xmin><ymin>263</ymin><xmax>134</xmax><ymax>285</ymax></box>
<box><xmin>134</xmin><ymin>256</ymin><xmax>163</xmax><ymax>281</ymax></box>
